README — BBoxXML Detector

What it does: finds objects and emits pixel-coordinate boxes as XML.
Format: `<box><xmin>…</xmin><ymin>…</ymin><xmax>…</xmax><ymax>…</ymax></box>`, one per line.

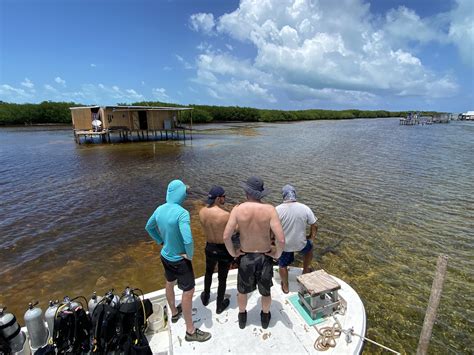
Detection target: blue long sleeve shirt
<box><xmin>145</xmin><ymin>180</ymin><xmax>194</xmax><ymax>262</ymax></box>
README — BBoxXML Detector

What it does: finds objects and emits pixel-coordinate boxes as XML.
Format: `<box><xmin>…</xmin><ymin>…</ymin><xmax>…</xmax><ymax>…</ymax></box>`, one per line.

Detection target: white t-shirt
<box><xmin>276</xmin><ymin>201</ymin><xmax>317</xmax><ymax>252</ymax></box>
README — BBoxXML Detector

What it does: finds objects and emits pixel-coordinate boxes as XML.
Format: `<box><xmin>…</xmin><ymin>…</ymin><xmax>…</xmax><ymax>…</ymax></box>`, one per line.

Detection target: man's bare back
<box><xmin>199</xmin><ymin>205</ymin><xmax>229</xmax><ymax>244</ymax></box>
<box><xmin>224</xmin><ymin>201</ymin><xmax>284</xmax><ymax>257</ymax></box>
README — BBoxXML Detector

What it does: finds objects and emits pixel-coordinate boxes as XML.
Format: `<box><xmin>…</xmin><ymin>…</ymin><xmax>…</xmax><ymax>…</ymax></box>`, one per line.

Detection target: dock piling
<box><xmin>416</xmin><ymin>254</ymin><xmax>448</xmax><ymax>355</ymax></box>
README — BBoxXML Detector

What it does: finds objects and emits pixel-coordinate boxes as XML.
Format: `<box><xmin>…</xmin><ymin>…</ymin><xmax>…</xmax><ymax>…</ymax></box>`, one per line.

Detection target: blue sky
<box><xmin>1</xmin><ymin>0</ymin><xmax>473</xmax><ymax>112</ymax></box>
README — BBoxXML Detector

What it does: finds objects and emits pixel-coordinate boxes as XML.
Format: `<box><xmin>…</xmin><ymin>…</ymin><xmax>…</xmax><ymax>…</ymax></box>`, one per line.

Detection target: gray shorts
<box><xmin>237</xmin><ymin>253</ymin><xmax>273</xmax><ymax>296</ymax></box>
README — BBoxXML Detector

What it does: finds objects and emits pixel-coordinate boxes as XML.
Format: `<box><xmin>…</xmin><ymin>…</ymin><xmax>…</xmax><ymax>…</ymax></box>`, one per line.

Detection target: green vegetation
<box><xmin>0</xmin><ymin>101</ymin><xmax>80</xmax><ymax>125</ymax></box>
<box><xmin>0</xmin><ymin>100</ymin><xmax>438</xmax><ymax>125</ymax></box>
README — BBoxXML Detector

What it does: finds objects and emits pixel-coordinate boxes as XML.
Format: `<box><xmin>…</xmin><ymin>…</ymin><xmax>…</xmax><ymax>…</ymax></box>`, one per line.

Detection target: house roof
<box><xmin>70</xmin><ymin>105</ymin><xmax>192</xmax><ymax>111</ymax></box>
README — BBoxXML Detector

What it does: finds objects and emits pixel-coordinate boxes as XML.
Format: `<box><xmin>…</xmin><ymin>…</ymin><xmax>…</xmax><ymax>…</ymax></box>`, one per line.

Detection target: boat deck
<box><xmin>145</xmin><ymin>267</ymin><xmax>366</xmax><ymax>354</ymax></box>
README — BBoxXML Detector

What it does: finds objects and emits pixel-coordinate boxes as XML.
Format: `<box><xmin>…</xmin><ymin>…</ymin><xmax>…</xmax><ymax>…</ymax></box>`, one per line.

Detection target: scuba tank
<box><xmin>53</xmin><ymin>296</ymin><xmax>91</xmax><ymax>353</ymax></box>
<box><xmin>88</xmin><ymin>292</ymin><xmax>103</xmax><ymax>315</ymax></box>
<box><xmin>44</xmin><ymin>300</ymin><xmax>59</xmax><ymax>341</ymax></box>
<box><xmin>104</xmin><ymin>290</ymin><xmax>120</xmax><ymax>308</ymax></box>
<box><xmin>62</xmin><ymin>296</ymin><xmax>80</xmax><ymax>312</ymax></box>
<box><xmin>120</xmin><ymin>287</ymin><xmax>136</xmax><ymax>304</ymax></box>
<box><xmin>90</xmin><ymin>290</ymin><xmax>121</xmax><ymax>353</ymax></box>
<box><xmin>24</xmin><ymin>302</ymin><xmax>48</xmax><ymax>349</ymax></box>
<box><xmin>118</xmin><ymin>287</ymin><xmax>153</xmax><ymax>353</ymax></box>
<box><xmin>0</xmin><ymin>305</ymin><xmax>27</xmax><ymax>353</ymax></box>
<box><xmin>64</xmin><ymin>296</ymin><xmax>80</xmax><ymax>311</ymax></box>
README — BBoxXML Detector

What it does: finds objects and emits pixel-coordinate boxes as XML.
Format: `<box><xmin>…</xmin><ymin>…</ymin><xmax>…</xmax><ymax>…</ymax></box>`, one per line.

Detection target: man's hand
<box><xmin>231</xmin><ymin>249</ymin><xmax>245</xmax><ymax>258</ymax></box>
<box><xmin>265</xmin><ymin>247</ymin><xmax>280</xmax><ymax>260</ymax></box>
<box><xmin>180</xmin><ymin>254</ymin><xmax>190</xmax><ymax>260</ymax></box>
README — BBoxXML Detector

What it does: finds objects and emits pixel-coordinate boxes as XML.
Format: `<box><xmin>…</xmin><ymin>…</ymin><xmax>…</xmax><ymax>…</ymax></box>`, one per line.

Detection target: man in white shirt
<box><xmin>276</xmin><ymin>184</ymin><xmax>318</xmax><ymax>294</ymax></box>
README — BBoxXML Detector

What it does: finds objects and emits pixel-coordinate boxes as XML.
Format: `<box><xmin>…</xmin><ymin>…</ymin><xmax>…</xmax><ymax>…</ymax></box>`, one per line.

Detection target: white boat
<box><xmin>145</xmin><ymin>267</ymin><xmax>366</xmax><ymax>354</ymax></box>
<box><xmin>11</xmin><ymin>267</ymin><xmax>365</xmax><ymax>354</ymax></box>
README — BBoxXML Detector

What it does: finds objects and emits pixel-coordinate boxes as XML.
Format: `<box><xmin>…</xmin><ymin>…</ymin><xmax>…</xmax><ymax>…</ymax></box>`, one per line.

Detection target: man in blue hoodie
<box><xmin>146</xmin><ymin>179</ymin><xmax>211</xmax><ymax>343</ymax></box>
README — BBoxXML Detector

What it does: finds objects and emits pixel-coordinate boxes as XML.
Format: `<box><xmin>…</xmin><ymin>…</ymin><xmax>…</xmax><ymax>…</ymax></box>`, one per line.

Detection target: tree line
<box><xmin>0</xmin><ymin>100</ymin><xmax>440</xmax><ymax>125</ymax></box>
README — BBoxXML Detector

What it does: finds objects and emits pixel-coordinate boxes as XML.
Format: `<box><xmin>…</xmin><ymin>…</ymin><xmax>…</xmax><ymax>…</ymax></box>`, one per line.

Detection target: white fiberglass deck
<box><xmin>145</xmin><ymin>267</ymin><xmax>366</xmax><ymax>354</ymax></box>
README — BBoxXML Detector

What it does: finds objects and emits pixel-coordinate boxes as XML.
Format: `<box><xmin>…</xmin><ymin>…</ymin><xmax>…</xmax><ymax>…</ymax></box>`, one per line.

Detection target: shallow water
<box><xmin>0</xmin><ymin>119</ymin><xmax>473</xmax><ymax>353</ymax></box>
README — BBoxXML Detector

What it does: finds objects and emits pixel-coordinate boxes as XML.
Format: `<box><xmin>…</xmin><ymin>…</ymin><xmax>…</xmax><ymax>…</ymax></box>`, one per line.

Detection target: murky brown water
<box><xmin>1</xmin><ymin>119</ymin><xmax>473</xmax><ymax>353</ymax></box>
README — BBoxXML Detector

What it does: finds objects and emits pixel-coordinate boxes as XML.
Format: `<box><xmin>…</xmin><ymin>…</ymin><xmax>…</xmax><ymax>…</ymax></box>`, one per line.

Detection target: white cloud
<box><xmin>382</xmin><ymin>1</ymin><xmax>473</xmax><ymax>66</ymax></box>
<box><xmin>189</xmin><ymin>0</ymin><xmax>460</xmax><ymax>107</ymax></box>
<box><xmin>44</xmin><ymin>84</ymin><xmax>57</xmax><ymax>92</ymax></box>
<box><xmin>176</xmin><ymin>55</ymin><xmax>193</xmax><ymax>69</ymax></box>
<box><xmin>384</xmin><ymin>6</ymin><xmax>448</xmax><ymax>45</ymax></box>
<box><xmin>192</xmin><ymin>53</ymin><xmax>276</xmax><ymax>103</ymax></box>
<box><xmin>189</xmin><ymin>13</ymin><xmax>215</xmax><ymax>35</ymax></box>
<box><xmin>90</xmin><ymin>63</ymin><xmax>97</xmax><ymax>68</ymax></box>
<box><xmin>195</xmin><ymin>53</ymin><xmax>275</xmax><ymax>87</ymax></box>
<box><xmin>0</xmin><ymin>84</ymin><xmax>32</xmax><ymax>101</ymax></box>
<box><xmin>70</xmin><ymin>84</ymin><xmax>144</xmax><ymax>103</ymax></box>
<box><xmin>152</xmin><ymin>87</ymin><xmax>170</xmax><ymax>101</ymax></box>
<box><xmin>448</xmin><ymin>0</ymin><xmax>474</xmax><ymax>66</ymax></box>
<box><xmin>125</xmin><ymin>89</ymin><xmax>144</xmax><ymax>100</ymax></box>
<box><xmin>1</xmin><ymin>80</ymin><xmax>148</xmax><ymax>104</ymax></box>
<box><xmin>21</xmin><ymin>78</ymin><xmax>34</xmax><ymax>89</ymax></box>
<box><xmin>283</xmin><ymin>83</ymin><xmax>378</xmax><ymax>106</ymax></box>
<box><xmin>197</xmin><ymin>42</ymin><xmax>214</xmax><ymax>52</ymax></box>
<box><xmin>54</xmin><ymin>77</ymin><xmax>66</xmax><ymax>86</ymax></box>
<box><xmin>204</xmin><ymin>78</ymin><xmax>276</xmax><ymax>103</ymax></box>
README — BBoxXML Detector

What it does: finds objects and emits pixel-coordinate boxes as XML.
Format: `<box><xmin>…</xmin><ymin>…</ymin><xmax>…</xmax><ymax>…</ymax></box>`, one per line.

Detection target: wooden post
<box><xmin>416</xmin><ymin>254</ymin><xmax>448</xmax><ymax>355</ymax></box>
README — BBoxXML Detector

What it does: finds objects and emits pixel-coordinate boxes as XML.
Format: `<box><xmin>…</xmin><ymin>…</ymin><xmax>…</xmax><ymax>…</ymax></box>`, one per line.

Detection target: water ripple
<box><xmin>0</xmin><ymin>120</ymin><xmax>473</xmax><ymax>353</ymax></box>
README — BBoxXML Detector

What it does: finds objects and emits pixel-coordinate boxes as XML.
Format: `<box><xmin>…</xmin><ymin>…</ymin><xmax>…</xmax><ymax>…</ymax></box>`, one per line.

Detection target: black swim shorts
<box><xmin>160</xmin><ymin>255</ymin><xmax>196</xmax><ymax>291</ymax></box>
<box><xmin>237</xmin><ymin>253</ymin><xmax>273</xmax><ymax>296</ymax></box>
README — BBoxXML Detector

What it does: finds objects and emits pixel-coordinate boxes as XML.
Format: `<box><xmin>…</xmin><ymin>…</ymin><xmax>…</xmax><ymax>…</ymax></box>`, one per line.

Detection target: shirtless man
<box><xmin>223</xmin><ymin>176</ymin><xmax>285</xmax><ymax>330</ymax></box>
<box><xmin>199</xmin><ymin>185</ymin><xmax>234</xmax><ymax>314</ymax></box>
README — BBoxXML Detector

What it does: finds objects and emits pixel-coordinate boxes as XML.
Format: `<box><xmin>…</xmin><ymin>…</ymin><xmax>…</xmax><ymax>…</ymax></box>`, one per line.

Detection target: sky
<box><xmin>0</xmin><ymin>0</ymin><xmax>473</xmax><ymax>112</ymax></box>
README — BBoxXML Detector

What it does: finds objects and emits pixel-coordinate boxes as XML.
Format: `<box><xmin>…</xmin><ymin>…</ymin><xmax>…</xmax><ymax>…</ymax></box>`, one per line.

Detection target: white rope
<box><xmin>350</xmin><ymin>330</ymin><xmax>400</xmax><ymax>355</ymax></box>
<box><xmin>314</xmin><ymin>316</ymin><xmax>401</xmax><ymax>354</ymax></box>
<box><xmin>313</xmin><ymin>322</ymin><xmax>342</xmax><ymax>351</ymax></box>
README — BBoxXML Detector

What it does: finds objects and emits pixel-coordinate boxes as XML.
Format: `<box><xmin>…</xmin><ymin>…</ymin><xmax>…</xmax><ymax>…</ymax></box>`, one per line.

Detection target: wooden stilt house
<box><xmin>69</xmin><ymin>105</ymin><xmax>193</xmax><ymax>144</ymax></box>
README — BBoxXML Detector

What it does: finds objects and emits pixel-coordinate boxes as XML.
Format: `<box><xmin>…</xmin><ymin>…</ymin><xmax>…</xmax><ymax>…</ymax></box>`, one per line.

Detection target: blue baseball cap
<box><xmin>207</xmin><ymin>185</ymin><xmax>225</xmax><ymax>205</ymax></box>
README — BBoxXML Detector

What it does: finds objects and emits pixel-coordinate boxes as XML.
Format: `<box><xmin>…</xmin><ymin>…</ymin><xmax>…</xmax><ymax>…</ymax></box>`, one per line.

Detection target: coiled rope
<box><xmin>313</xmin><ymin>316</ymin><xmax>400</xmax><ymax>354</ymax></box>
<box><xmin>314</xmin><ymin>321</ymin><xmax>342</xmax><ymax>351</ymax></box>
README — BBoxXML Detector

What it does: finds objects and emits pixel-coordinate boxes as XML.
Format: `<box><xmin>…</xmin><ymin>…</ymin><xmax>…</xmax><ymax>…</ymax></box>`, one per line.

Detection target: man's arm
<box><xmin>306</xmin><ymin>207</ymin><xmax>318</xmax><ymax>241</ymax></box>
<box><xmin>268</xmin><ymin>207</ymin><xmax>285</xmax><ymax>259</ymax></box>
<box><xmin>145</xmin><ymin>212</ymin><xmax>163</xmax><ymax>244</ymax></box>
<box><xmin>178</xmin><ymin>211</ymin><xmax>194</xmax><ymax>260</ymax></box>
<box><xmin>308</xmin><ymin>223</ymin><xmax>318</xmax><ymax>240</ymax></box>
<box><xmin>223</xmin><ymin>208</ymin><xmax>238</xmax><ymax>257</ymax></box>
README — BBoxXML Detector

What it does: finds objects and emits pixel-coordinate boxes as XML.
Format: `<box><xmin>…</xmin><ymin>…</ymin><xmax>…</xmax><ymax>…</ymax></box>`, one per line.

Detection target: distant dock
<box><xmin>70</xmin><ymin>105</ymin><xmax>193</xmax><ymax>144</ymax></box>
<box><xmin>400</xmin><ymin>113</ymin><xmax>451</xmax><ymax>126</ymax></box>
<box><xmin>399</xmin><ymin>117</ymin><xmax>420</xmax><ymax>125</ymax></box>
